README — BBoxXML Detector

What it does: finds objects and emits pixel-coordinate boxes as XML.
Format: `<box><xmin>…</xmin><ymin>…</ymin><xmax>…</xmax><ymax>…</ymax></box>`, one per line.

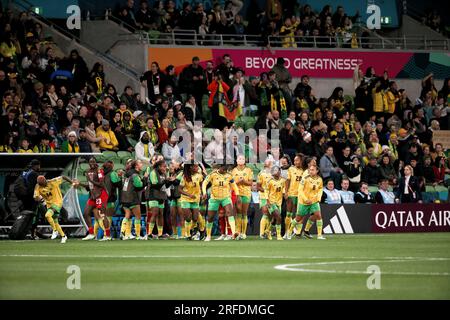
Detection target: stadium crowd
<box><xmin>113</xmin><ymin>0</ymin><xmax>363</xmax><ymax>48</ymax></box>
<box><xmin>0</xmin><ymin>5</ymin><xmax>450</xmax><ymax>210</ymax></box>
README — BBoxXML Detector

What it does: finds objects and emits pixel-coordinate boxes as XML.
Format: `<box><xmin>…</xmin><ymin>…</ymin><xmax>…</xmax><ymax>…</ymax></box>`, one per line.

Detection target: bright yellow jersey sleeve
<box><xmin>232</xmin><ymin>167</ymin><xmax>252</xmax><ymax>197</ymax></box>
<box><xmin>287</xmin><ymin>166</ymin><xmax>304</xmax><ymax>197</ymax></box>
<box><xmin>298</xmin><ymin>175</ymin><xmax>323</xmax><ymax>205</ymax></box>
<box><xmin>268</xmin><ymin>178</ymin><xmax>285</xmax><ymax>206</ymax></box>
<box><xmin>34</xmin><ymin>176</ymin><xmax>64</xmax><ymax>208</ymax></box>
<box><xmin>180</xmin><ymin>173</ymin><xmax>203</xmax><ymax>203</ymax></box>
<box><xmin>257</xmin><ymin>170</ymin><xmax>271</xmax><ymax>200</ymax></box>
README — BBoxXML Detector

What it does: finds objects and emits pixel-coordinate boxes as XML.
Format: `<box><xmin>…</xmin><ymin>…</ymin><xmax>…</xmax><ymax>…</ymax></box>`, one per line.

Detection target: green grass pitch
<box><xmin>1</xmin><ymin>233</ymin><xmax>449</xmax><ymax>300</ymax></box>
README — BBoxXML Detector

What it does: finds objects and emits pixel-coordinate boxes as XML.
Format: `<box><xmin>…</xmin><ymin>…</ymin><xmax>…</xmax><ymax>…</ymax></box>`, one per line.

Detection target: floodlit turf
<box><xmin>0</xmin><ymin>233</ymin><xmax>449</xmax><ymax>300</ymax></box>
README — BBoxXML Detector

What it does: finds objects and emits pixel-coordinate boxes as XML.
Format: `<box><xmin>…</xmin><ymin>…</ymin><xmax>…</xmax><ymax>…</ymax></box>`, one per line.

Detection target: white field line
<box><xmin>274</xmin><ymin>259</ymin><xmax>450</xmax><ymax>276</ymax></box>
<box><xmin>1</xmin><ymin>254</ymin><xmax>450</xmax><ymax>261</ymax></box>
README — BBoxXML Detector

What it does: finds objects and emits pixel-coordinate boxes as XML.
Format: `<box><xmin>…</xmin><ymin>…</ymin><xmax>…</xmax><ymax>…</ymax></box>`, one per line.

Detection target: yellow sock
<box><xmin>157</xmin><ymin>225</ymin><xmax>163</xmax><ymax>237</ymax></box>
<box><xmin>285</xmin><ymin>216</ymin><xmax>292</xmax><ymax>236</ymax></box>
<box><xmin>126</xmin><ymin>219</ymin><xmax>132</xmax><ymax>236</ymax></box>
<box><xmin>317</xmin><ymin>219</ymin><xmax>323</xmax><ymax>236</ymax></box>
<box><xmin>55</xmin><ymin>223</ymin><xmax>65</xmax><ymax>237</ymax></box>
<box><xmin>198</xmin><ymin>214</ymin><xmax>205</xmax><ymax>232</ymax></box>
<box><xmin>45</xmin><ymin>210</ymin><xmax>56</xmax><ymax>230</ymax></box>
<box><xmin>98</xmin><ymin>219</ymin><xmax>105</xmax><ymax>231</ymax></box>
<box><xmin>259</xmin><ymin>216</ymin><xmax>268</xmax><ymax>236</ymax></box>
<box><xmin>135</xmin><ymin>220</ymin><xmax>141</xmax><ymax>237</ymax></box>
<box><xmin>107</xmin><ymin>216</ymin><xmax>112</xmax><ymax>226</ymax></box>
<box><xmin>276</xmin><ymin>224</ymin><xmax>281</xmax><ymax>239</ymax></box>
<box><xmin>94</xmin><ymin>220</ymin><xmax>99</xmax><ymax>237</ymax></box>
<box><xmin>185</xmin><ymin>220</ymin><xmax>192</xmax><ymax>237</ymax></box>
<box><xmin>228</xmin><ymin>216</ymin><xmax>236</xmax><ymax>234</ymax></box>
<box><xmin>148</xmin><ymin>222</ymin><xmax>155</xmax><ymax>236</ymax></box>
<box><xmin>305</xmin><ymin>219</ymin><xmax>314</xmax><ymax>232</ymax></box>
<box><xmin>172</xmin><ymin>225</ymin><xmax>177</xmax><ymax>236</ymax></box>
<box><xmin>206</xmin><ymin>222</ymin><xmax>213</xmax><ymax>238</ymax></box>
<box><xmin>181</xmin><ymin>226</ymin><xmax>186</xmax><ymax>237</ymax></box>
<box><xmin>120</xmin><ymin>218</ymin><xmax>128</xmax><ymax>235</ymax></box>
<box><xmin>242</xmin><ymin>215</ymin><xmax>248</xmax><ymax>235</ymax></box>
<box><xmin>235</xmin><ymin>214</ymin><xmax>242</xmax><ymax>234</ymax></box>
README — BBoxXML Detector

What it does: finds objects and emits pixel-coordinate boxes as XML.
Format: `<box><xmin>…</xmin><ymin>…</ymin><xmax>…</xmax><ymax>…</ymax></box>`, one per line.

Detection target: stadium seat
<box><xmin>102</xmin><ymin>151</ymin><xmax>117</xmax><ymax>161</ymax></box>
<box><xmin>117</xmin><ymin>151</ymin><xmax>132</xmax><ymax>161</ymax></box>
<box><xmin>114</xmin><ymin>163</ymin><xmax>125</xmax><ymax>171</ymax></box>
<box><xmin>434</xmin><ymin>185</ymin><xmax>449</xmax><ymax>202</ymax></box>
<box><xmin>368</xmin><ymin>186</ymin><xmax>378</xmax><ymax>195</ymax></box>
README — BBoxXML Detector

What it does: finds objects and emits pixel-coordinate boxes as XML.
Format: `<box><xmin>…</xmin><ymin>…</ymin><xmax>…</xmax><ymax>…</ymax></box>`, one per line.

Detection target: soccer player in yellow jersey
<box><xmin>290</xmin><ymin>164</ymin><xmax>326</xmax><ymax>240</ymax></box>
<box><xmin>178</xmin><ymin>163</ymin><xmax>204</xmax><ymax>240</ymax></box>
<box><xmin>202</xmin><ymin>164</ymin><xmax>240</xmax><ymax>241</ymax></box>
<box><xmin>231</xmin><ymin>155</ymin><xmax>253</xmax><ymax>239</ymax></box>
<box><xmin>34</xmin><ymin>175</ymin><xmax>75</xmax><ymax>243</ymax></box>
<box><xmin>266</xmin><ymin>166</ymin><xmax>286</xmax><ymax>240</ymax></box>
<box><xmin>257</xmin><ymin>158</ymin><xmax>273</xmax><ymax>239</ymax></box>
<box><xmin>284</xmin><ymin>154</ymin><xmax>303</xmax><ymax>239</ymax></box>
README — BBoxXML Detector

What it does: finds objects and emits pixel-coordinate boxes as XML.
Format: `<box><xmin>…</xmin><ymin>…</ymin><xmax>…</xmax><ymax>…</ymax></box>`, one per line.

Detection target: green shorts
<box><xmin>297</xmin><ymin>203</ymin><xmax>320</xmax><ymax>217</ymax></box>
<box><xmin>199</xmin><ymin>204</ymin><xmax>206</xmax><ymax>212</ymax></box>
<box><xmin>238</xmin><ymin>195</ymin><xmax>251</xmax><ymax>204</ymax></box>
<box><xmin>107</xmin><ymin>202</ymin><xmax>116</xmax><ymax>209</ymax></box>
<box><xmin>288</xmin><ymin>196</ymin><xmax>298</xmax><ymax>207</ymax></box>
<box><xmin>47</xmin><ymin>204</ymin><xmax>61</xmax><ymax>217</ymax></box>
<box><xmin>122</xmin><ymin>203</ymin><xmax>139</xmax><ymax>210</ymax></box>
<box><xmin>180</xmin><ymin>201</ymin><xmax>200</xmax><ymax>210</ymax></box>
<box><xmin>259</xmin><ymin>198</ymin><xmax>268</xmax><ymax>209</ymax></box>
<box><xmin>208</xmin><ymin>198</ymin><xmax>232</xmax><ymax>211</ymax></box>
<box><xmin>148</xmin><ymin>200</ymin><xmax>164</xmax><ymax>209</ymax></box>
<box><xmin>268</xmin><ymin>204</ymin><xmax>281</xmax><ymax>214</ymax></box>
<box><xmin>169</xmin><ymin>199</ymin><xmax>180</xmax><ymax>207</ymax></box>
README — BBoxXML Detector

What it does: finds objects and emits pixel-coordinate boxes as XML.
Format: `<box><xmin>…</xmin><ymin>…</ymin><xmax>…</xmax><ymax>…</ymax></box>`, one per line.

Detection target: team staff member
<box><xmin>101</xmin><ymin>161</ymin><xmax>122</xmax><ymax>241</ymax></box>
<box><xmin>120</xmin><ymin>160</ymin><xmax>146</xmax><ymax>240</ymax></box>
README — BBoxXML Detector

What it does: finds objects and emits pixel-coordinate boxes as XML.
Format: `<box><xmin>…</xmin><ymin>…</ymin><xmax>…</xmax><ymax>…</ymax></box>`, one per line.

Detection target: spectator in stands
<box><xmin>375</xmin><ymin>179</ymin><xmax>396</xmax><ymax>204</ymax></box>
<box><xmin>61</xmin><ymin>130</ymin><xmax>80</xmax><ymax>153</ymax></box>
<box><xmin>379</xmin><ymin>154</ymin><xmax>396</xmax><ymax>183</ymax></box>
<box><xmin>433</xmin><ymin>156</ymin><xmax>449</xmax><ymax>184</ymax></box>
<box><xmin>33</xmin><ymin>134</ymin><xmax>54</xmax><ymax>153</ymax></box>
<box><xmin>64</xmin><ymin>50</ymin><xmax>88</xmax><ymax>92</ymax></box>
<box><xmin>84</xmin><ymin>120</ymin><xmax>102</xmax><ymax>153</ymax></box>
<box><xmin>266</xmin><ymin>0</ymin><xmax>282</xmax><ymax>23</ymax></box>
<box><xmin>157</xmin><ymin>118</ymin><xmax>172</xmax><ymax>146</ymax></box>
<box><xmin>17</xmin><ymin>138</ymin><xmax>33</xmax><ymax>153</ymax></box>
<box><xmin>179</xmin><ymin>56</ymin><xmax>205</xmax><ymax>118</ymax></box>
<box><xmin>322</xmin><ymin>179</ymin><xmax>342</xmax><ymax>204</ymax></box>
<box><xmin>96</xmin><ymin>119</ymin><xmax>119</xmax><ymax>151</ymax></box>
<box><xmin>135</xmin><ymin>131</ymin><xmax>154</xmax><ymax>164</ymax></box>
<box><xmin>120</xmin><ymin>86</ymin><xmax>137</xmax><ymax>111</ymax></box>
<box><xmin>135</xmin><ymin>0</ymin><xmax>153</xmax><ymax>31</ymax></box>
<box><xmin>395</xmin><ymin>165</ymin><xmax>423</xmax><ymax>203</ymax></box>
<box><xmin>141</xmin><ymin>61</ymin><xmax>167</xmax><ymax>103</ymax></box>
<box><xmin>320</xmin><ymin>145</ymin><xmax>343</xmax><ymax>186</ymax></box>
<box><xmin>354</xmin><ymin>182</ymin><xmax>375</xmax><ymax>203</ymax></box>
<box><xmin>280</xmin><ymin>119</ymin><xmax>297</xmax><ymax>160</ymax></box>
<box><xmin>338</xmin><ymin>177</ymin><xmax>355</xmax><ymax>204</ymax></box>
<box><xmin>362</xmin><ymin>155</ymin><xmax>381</xmax><ymax>185</ymax></box>
<box><xmin>162</xmin><ymin>134</ymin><xmax>181</xmax><ymax>162</ymax></box>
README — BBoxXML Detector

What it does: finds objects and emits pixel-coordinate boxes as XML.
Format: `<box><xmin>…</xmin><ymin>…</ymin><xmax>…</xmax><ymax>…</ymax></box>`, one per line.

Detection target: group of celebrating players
<box><xmin>33</xmin><ymin>152</ymin><xmax>326</xmax><ymax>243</ymax></box>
